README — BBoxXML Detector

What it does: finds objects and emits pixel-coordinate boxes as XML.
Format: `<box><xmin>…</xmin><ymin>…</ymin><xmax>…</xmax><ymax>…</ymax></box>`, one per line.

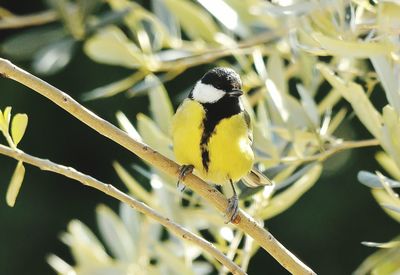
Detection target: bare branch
<box><xmin>0</xmin><ymin>10</ymin><xmax>58</xmax><ymax>29</ymax></box>
<box><xmin>0</xmin><ymin>144</ymin><xmax>246</xmax><ymax>275</ymax></box>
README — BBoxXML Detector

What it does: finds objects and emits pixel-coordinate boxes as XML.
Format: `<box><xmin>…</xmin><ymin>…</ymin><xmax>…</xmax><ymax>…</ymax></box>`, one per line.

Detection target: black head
<box><xmin>200</xmin><ymin>67</ymin><xmax>242</xmax><ymax>92</ymax></box>
<box><xmin>190</xmin><ymin>67</ymin><xmax>243</xmax><ymax>103</ymax></box>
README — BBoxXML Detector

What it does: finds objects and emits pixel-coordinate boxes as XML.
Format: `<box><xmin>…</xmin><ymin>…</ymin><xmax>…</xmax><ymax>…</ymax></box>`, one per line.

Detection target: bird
<box><xmin>171</xmin><ymin>67</ymin><xmax>272</xmax><ymax>223</ymax></box>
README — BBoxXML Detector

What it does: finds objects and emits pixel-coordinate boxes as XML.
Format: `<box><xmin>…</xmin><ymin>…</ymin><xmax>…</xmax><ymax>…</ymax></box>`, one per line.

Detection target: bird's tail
<box><xmin>242</xmin><ymin>168</ymin><xmax>274</xmax><ymax>188</ymax></box>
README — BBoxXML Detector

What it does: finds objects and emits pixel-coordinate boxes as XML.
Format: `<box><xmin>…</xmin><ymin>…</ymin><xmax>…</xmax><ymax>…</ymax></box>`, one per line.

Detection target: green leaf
<box><xmin>260</xmin><ymin>164</ymin><xmax>322</xmax><ymax>220</ymax></box>
<box><xmin>112</xmin><ymin>161</ymin><xmax>152</xmax><ymax>204</ymax></box>
<box><xmin>6</xmin><ymin>161</ymin><xmax>25</xmax><ymax>207</ymax></box>
<box><xmin>96</xmin><ymin>204</ymin><xmax>136</xmax><ymax>261</ymax></box>
<box><xmin>61</xmin><ymin>219</ymin><xmax>111</xmax><ymax>265</ymax></box>
<box><xmin>381</xmin><ymin>105</ymin><xmax>400</xmax><ymax>170</ymax></box>
<box><xmin>11</xmin><ymin>113</ymin><xmax>28</xmax><ymax>146</ymax></box>
<box><xmin>381</xmin><ymin>203</ymin><xmax>400</xmax><ymax>214</ymax></box>
<box><xmin>0</xmin><ymin>106</ymin><xmax>12</xmax><ymax>133</ymax></box>
<box><xmin>82</xmin><ymin>72</ymin><xmax>145</xmax><ymax>101</ymax></box>
<box><xmin>152</xmin><ymin>0</ymin><xmax>181</xmax><ymax>40</ymax></box>
<box><xmin>137</xmin><ymin>114</ymin><xmax>173</xmax><ymax>159</ymax></box>
<box><xmin>297</xmin><ymin>84</ymin><xmax>319</xmax><ymax>127</ymax></box>
<box><xmin>84</xmin><ymin>26</ymin><xmax>146</xmax><ymax>69</ymax></box>
<box><xmin>362</xmin><ymin>241</ymin><xmax>400</xmax><ymax>249</ymax></box>
<box><xmin>358</xmin><ymin>171</ymin><xmax>400</xmax><ymax>189</ymax></box>
<box><xmin>318</xmin><ymin>63</ymin><xmax>382</xmax><ymax>140</ymax></box>
<box><xmin>370</xmin><ymin>56</ymin><xmax>400</xmax><ymax>115</ymax></box>
<box><xmin>163</xmin><ymin>0</ymin><xmax>219</xmax><ymax>42</ymax></box>
<box><xmin>1</xmin><ymin>27</ymin><xmax>66</xmax><ymax>60</ymax></box>
<box><xmin>115</xmin><ymin>111</ymin><xmax>143</xmax><ymax>142</ymax></box>
<box><xmin>372</xmin><ymin>189</ymin><xmax>400</xmax><ymax>223</ymax></box>
<box><xmin>376</xmin><ymin>151</ymin><xmax>400</xmax><ymax>180</ymax></box>
<box><xmin>32</xmin><ymin>38</ymin><xmax>76</xmax><ymax>75</ymax></box>
<box><xmin>147</xmin><ymin>74</ymin><xmax>174</xmax><ymax>135</ymax></box>
<box><xmin>311</xmin><ymin>32</ymin><xmax>395</xmax><ymax>57</ymax></box>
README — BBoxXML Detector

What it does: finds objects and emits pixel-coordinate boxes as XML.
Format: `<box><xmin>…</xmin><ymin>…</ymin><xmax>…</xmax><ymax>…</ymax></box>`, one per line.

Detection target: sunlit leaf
<box><xmin>358</xmin><ymin>171</ymin><xmax>400</xmax><ymax>189</ymax></box>
<box><xmin>370</xmin><ymin>56</ymin><xmax>400</xmax><ymax>115</ymax></box>
<box><xmin>376</xmin><ymin>151</ymin><xmax>400</xmax><ymax>180</ymax></box>
<box><xmin>6</xmin><ymin>161</ymin><xmax>25</xmax><ymax>207</ymax></box>
<box><xmin>46</xmin><ymin>254</ymin><xmax>74</xmax><ymax>274</ymax></box>
<box><xmin>318</xmin><ymin>63</ymin><xmax>382</xmax><ymax>140</ymax></box>
<box><xmin>381</xmin><ymin>203</ymin><xmax>400</xmax><ymax>214</ymax></box>
<box><xmin>119</xmin><ymin>203</ymin><xmax>141</xmax><ymax>244</ymax></box>
<box><xmin>82</xmin><ymin>71</ymin><xmax>145</xmax><ymax>101</ymax></box>
<box><xmin>115</xmin><ymin>111</ymin><xmax>143</xmax><ymax>142</ymax></box>
<box><xmin>96</xmin><ymin>204</ymin><xmax>136</xmax><ymax>261</ymax></box>
<box><xmin>32</xmin><ymin>38</ymin><xmax>77</xmax><ymax>75</ymax></box>
<box><xmin>11</xmin><ymin>113</ymin><xmax>28</xmax><ymax>146</ymax></box>
<box><xmin>163</xmin><ymin>0</ymin><xmax>219</xmax><ymax>42</ymax></box>
<box><xmin>311</xmin><ymin>32</ymin><xmax>395</xmax><ymax>57</ymax></box>
<box><xmin>260</xmin><ymin>164</ymin><xmax>322</xmax><ymax>220</ymax></box>
<box><xmin>154</xmin><ymin>242</ymin><xmax>196</xmax><ymax>275</ymax></box>
<box><xmin>147</xmin><ymin>74</ymin><xmax>174</xmax><ymax>135</ymax></box>
<box><xmin>372</xmin><ymin>189</ymin><xmax>400</xmax><ymax>223</ymax></box>
<box><xmin>112</xmin><ymin>161</ymin><xmax>152</xmax><ymax>205</ymax></box>
<box><xmin>354</xmin><ymin>235</ymin><xmax>400</xmax><ymax>275</ymax></box>
<box><xmin>297</xmin><ymin>84</ymin><xmax>319</xmax><ymax>127</ymax></box>
<box><xmin>84</xmin><ymin>26</ymin><xmax>146</xmax><ymax>69</ymax></box>
<box><xmin>61</xmin><ymin>219</ymin><xmax>111</xmax><ymax>266</ymax></box>
<box><xmin>267</xmin><ymin>53</ymin><xmax>287</xmax><ymax>95</ymax></box>
<box><xmin>381</xmin><ymin>105</ymin><xmax>400</xmax><ymax>170</ymax></box>
<box><xmin>137</xmin><ymin>114</ymin><xmax>173</xmax><ymax>159</ymax></box>
<box><xmin>362</xmin><ymin>241</ymin><xmax>400</xmax><ymax>249</ymax></box>
<box><xmin>152</xmin><ymin>0</ymin><xmax>181</xmax><ymax>40</ymax></box>
<box><xmin>0</xmin><ymin>106</ymin><xmax>12</xmax><ymax>133</ymax></box>
<box><xmin>1</xmin><ymin>27</ymin><xmax>66</xmax><ymax>60</ymax></box>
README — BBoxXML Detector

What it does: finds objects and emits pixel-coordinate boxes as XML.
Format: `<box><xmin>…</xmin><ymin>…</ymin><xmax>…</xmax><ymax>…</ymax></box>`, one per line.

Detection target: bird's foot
<box><xmin>224</xmin><ymin>193</ymin><xmax>239</xmax><ymax>224</ymax></box>
<box><xmin>177</xmin><ymin>164</ymin><xmax>194</xmax><ymax>192</ymax></box>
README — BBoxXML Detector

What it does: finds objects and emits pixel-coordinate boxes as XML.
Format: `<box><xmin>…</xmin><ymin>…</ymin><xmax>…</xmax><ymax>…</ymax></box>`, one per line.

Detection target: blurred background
<box><xmin>0</xmin><ymin>0</ymin><xmax>399</xmax><ymax>274</ymax></box>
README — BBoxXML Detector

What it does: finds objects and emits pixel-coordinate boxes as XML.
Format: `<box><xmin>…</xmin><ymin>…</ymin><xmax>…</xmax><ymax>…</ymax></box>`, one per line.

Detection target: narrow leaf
<box><xmin>96</xmin><ymin>204</ymin><xmax>136</xmax><ymax>261</ymax></box>
<box><xmin>6</xmin><ymin>161</ymin><xmax>25</xmax><ymax>207</ymax></box>
<box><xmin>11</xmin><ymin>113</ymin><xmax>28</xmax><ymax>146</ymax></box>
<box><xmin>147</xmin><ymin>74</ymin><xmax>174</xmax><ymax>135</ymax></box>
<box><xmin>357</xmin><ymin>171</ymin><xmax>400</xmax><ymax>189</ymax></box>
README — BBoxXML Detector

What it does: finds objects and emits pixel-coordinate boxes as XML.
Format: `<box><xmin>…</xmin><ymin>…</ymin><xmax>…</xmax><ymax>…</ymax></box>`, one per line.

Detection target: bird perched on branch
<box><xmin>172</xmin><ymin>67</ymin><xmax>272</xmax><ymax>223</ymax></box>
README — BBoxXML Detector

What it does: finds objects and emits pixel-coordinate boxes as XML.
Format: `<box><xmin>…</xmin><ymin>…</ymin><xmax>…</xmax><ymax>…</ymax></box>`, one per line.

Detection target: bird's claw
<box><xmin>177</xmin><ymin>164</ymin><xmax>194</xmax><ymax>192</ymax></box>
<box><xmin>224</xmin><ymin>194</ymin><xmax>239</xmax><ymax>224</ymax></box>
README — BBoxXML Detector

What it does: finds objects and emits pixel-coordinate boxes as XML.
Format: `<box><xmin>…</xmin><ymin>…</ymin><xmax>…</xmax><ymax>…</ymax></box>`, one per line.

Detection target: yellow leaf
<box><xmin>84</xmin><ymin>26</ymin><xmax>146</xmax><ymax>69</ymax></box>
<box><xmin>11</xmin><ymin>113</ymin><xmax>28</xmax><ymax>146</ymax></box>
<box><xmin>164</xmin><ymin>0</ymin><xmax>219</xmax><ymax>42</ymax></box>
<box><xmin>312</xmin><ymin>33</ymin><xmax>395</xmax><ymax>57</ymax></box>
<box><xmin>6</xmin><ymin>161</ymin><xmax>25</xmax><ymax>207</ymax></box>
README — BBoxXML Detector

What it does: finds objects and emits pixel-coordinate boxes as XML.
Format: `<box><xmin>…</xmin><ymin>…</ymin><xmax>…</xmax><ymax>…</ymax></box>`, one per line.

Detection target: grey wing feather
<box><xmin>242</xmin><ymin>168</ymin><xmax>274</xmax><ymax>188</ymax></box>
<box><xmin>243</xmin><ymin>110</ymin><xmax>253</xmax><ymax>143</ymax></box>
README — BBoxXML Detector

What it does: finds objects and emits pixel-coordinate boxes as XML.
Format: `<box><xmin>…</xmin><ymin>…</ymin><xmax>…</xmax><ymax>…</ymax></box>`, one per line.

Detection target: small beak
<box><xmin>229</xmin><ymin>89</ymin><xmax>243</xmax><ymax>97</ymax></box>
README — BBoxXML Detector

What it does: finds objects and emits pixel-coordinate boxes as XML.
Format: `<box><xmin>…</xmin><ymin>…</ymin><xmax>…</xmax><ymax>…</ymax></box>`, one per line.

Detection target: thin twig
<box><xmin>0</xmin><ymin>10</ymin><xmax>58</xmax><ymax>29</ymax></box>
<box><xmin>280</xmin><ymin>139</ymin><xmax>380</xmax><ymax>164</ymax></box>
<box><xmin>0</xmin><ymin>58</ymin><xmax>315</xmax><ymax>275</ymax></box>
<box><xmin>158</xmin><ymin>28</ymin><xmax>286</xmax><ymax>71</ymax></box>
<box><xmin>0</xmin><ymin>144</ymin><xmax>246</xmax><ymax>275</ymax></box>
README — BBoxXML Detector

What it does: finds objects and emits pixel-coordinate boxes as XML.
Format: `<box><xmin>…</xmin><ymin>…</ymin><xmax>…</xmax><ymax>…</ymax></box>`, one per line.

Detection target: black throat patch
<box><xmin>200</xmin><ymin>96</ymin><xmax>242</xmax><ymax>171</ymax></box>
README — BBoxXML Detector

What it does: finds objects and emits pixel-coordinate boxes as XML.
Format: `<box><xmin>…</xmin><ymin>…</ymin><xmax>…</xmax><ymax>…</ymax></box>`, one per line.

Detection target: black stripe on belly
<box><xmin>200</xmin><ymin>96</ymin><xmax>242</xmax><ymax>171</ymax></box>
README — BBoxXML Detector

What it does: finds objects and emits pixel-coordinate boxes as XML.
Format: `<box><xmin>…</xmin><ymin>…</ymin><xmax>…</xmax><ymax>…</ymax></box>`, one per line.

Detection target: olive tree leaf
<box><xmin>11</xmin><ymin>113</ymin><xmax>28</xmax><ymax>146</ymax></box>
<box><xmin>6</xmin><ymin>161</ymin><xmax>25</xmax><ymax>207</ymax></box>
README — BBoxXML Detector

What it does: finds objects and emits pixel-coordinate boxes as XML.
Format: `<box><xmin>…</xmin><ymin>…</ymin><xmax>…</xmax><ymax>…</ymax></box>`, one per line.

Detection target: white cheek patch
<box><xmin>191</xmin><ymin>82</ymin><xmax>225</xmax><ymax>103</ymax></box>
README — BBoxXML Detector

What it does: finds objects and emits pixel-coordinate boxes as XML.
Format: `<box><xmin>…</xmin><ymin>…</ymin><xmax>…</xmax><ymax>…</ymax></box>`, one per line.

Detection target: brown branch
<box><xmin>0</xmin><ymin>10</ymin><xmax>58</xmax><ymax>29</ymax></box>
<box><xmin>0</xmin><ymin>58</ymin><xmax>315</xmax><ymax>275</ymax></box>
<box><xmin>0</xmin><ymin>144</ymin><xmax>246</xmax><ymax>275</ymax></box>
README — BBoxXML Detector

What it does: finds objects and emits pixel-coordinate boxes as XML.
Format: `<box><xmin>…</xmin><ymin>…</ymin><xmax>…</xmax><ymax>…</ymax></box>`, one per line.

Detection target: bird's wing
<box><xmin>243</xmin><ymin>110</ymin><xmax>253</xmax><ymax>143</ymax></box>
<box><xmin>242</xmin><ymin>168</ymin><xmax>274</xmax><ymax>187</ymax></box>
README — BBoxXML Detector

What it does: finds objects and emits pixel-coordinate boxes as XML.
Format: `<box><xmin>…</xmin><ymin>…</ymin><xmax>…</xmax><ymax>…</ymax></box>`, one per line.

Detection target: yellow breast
<box><xmin>171</xmin><ymin>99</ymin><xmax>254</xmax><ymax>185</ymax></box>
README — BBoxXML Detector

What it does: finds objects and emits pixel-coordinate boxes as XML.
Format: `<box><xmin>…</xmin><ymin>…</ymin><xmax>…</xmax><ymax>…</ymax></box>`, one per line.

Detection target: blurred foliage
<box><xmin>1</xmin><ymin>0</ymin><xmax>400</xmax><ymax>274</ymax></box>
